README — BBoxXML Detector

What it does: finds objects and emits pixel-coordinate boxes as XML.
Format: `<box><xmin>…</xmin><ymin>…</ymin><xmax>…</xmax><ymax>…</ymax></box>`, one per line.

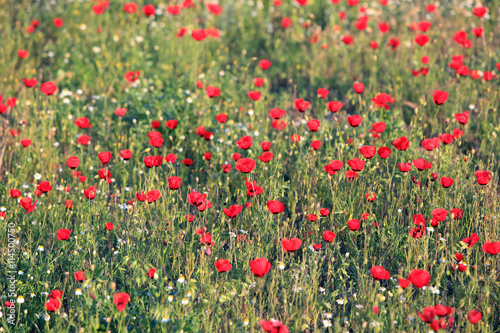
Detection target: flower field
<box><xmin>0</xmin><ymin>0</ymin><xmax>500</xmax><ymax>332</ymax></box>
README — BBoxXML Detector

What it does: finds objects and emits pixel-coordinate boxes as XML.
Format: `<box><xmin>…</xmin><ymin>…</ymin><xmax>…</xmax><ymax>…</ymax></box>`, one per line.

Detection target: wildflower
<box><xmin>428</xmin><ymin>286</ymin><xmax>440</xmax><ymax>295</ymax></box>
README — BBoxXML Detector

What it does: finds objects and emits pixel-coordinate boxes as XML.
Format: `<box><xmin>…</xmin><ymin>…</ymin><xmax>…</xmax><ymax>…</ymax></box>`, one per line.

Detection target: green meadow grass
<box><xmin>0</xmin><ymin>0</ymin><xmax>499</xmax><ymax>332</ymax></box>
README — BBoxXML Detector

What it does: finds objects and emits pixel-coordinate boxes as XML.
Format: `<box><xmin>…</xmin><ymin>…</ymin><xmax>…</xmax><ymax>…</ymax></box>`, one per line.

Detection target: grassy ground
<box><xmin>0</xmin><ymin>0</ymin><xmax>499</xmax><ymax>332</ymax></box>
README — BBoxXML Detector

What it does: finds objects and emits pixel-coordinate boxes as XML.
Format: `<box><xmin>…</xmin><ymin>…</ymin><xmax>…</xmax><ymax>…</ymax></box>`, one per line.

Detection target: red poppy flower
<box><xmin>316</xmin><ymin>88</ymin><xmax>328</xmax><ymax>98</ymax></box>
<box><xmin>10</xmin><ymin>189</ymin><xmax>21</xmax><ymax>198</ymax></box>
<box><xmin>311</xmin><ymin>140</ymin><xmax>321</xmax><ymax>150</ymax></box>
<box><xmin>236</xmin><ymin>136</ymin><xmax>253</xmax><ymax>149</ymax></box>
<box><xmin>188</xmin><ymin>191</ymin><xmax>207</xmax><ymax>207</ymax></box>
<box><xmin>408</xmin><ymin>269</ymin><xmax>431</xmax><ymax>288</ymax></box>
<box><xmin>346</xmin><ymin>115</ymin><xmax>363</xmax><ymax>128</ymax></box>
<box><xmin>432</xmin><ymin>209</ymin><xmax>448</xmax><ymax>221</ymax></box>
<box><xmin>462</xmin><ymin>233</ymin><xmax>479</xmax><ymax>248</ymax></box>
<box><xmin>114</xmin><ymin>108</ymin><xmax>127</xmax><ymax>117</ymax></box>
<box><xmin>346</xmin><ymin>170</ymin><xmax>357</xmax><ymax>181</ymax></box>
<box><xmin>257</xmin><ymin>152</ymin><xmax>273</xmax><ymax>163</ymax></box>
<box><xmin>246</xmin><ymin>181</ymin><xmax>263</xmax><ymax>197</ymax></box>
<box><xmin>57</xmin><ymin>228</ymin><xmax>72</xmax><ymax>241</ymax></box>
<box><xmin>235</xmin><ymin>158</ymin><xmax>256</xmax><ymax>173</ymax></box>
<box><xmin>124</xmin><ymin>3</ymin><xmax>137</xmax><ymax>13</ymax></box>
<box><xmin>120</xmin><ymin>150</ymin><xmax>133</xmax><ymax>160</ymax></box>
<box><xmin>269</xmin><ymin>108</ymin><xmax>286</xmax><ymax>119</ymax></box>
<box><xmin>327</xmin><ymin>101</ymin><xmax>343</xmax><ymax>113</ymax></box>
<box><xmin>440</xmin><ymin>177</ymin><xmax>454</xmax><ymax>188</ymax></box>
<box><xmin>281</xmin><ymin>238</ymin><xmax>302</xmax><ymax>252</ymax></box>
<box><xmin>98</xmin><ymin>151</ymin><xmax>111</xmax><ymax>165</ymax></box>
<box><xmin>37</xmin><ymin>181</ymin><xmax>52</xmax><ymax>193</ymax></box>
<box><xmin>398</xmin><ymin>277</ymin><xmax>410</xmax><ymax>288</ymax></box>
<box><xmin>74</xmin><ymin>271</ymin><xmax>85</xmax><ymax>282</ymax></box>
<box><xmin>84</xmin><ymin>186</ymin><xmax>97</xmax><ymax>200</ymax></box>
<box><xmin>113</xmin><ymin>293</ymin><xmax>130</xmax><ymax>311</ymax></box>
<box><xmin>248</xmin><ymin>91</ymin><xmax>261</xmax><ymax>101</ymax></box>
<box><xmin>223</xmin><ymin>205</ymin><xmax>243</xmax><ymax>218</ymax></box>
<box><xmin>353</xmin><ymin>82</ymin><xmax>364</xmax><ymax>94</ymax></box>
<box><xmin>294</xmin><ymin>99</ymin><xmax>310</xmax><ymax>112</ymax></box>
<box><xmin>388</xmin><ymin>38</ymin><xmax>400</xmax><ymax>49</ymax></box>
<box><xmin>372</xmin><ymin>93</ymin><xmax>395</xmax><ymax>109</ymax></box>
<box><xmin>281</xmin><ymin>17</ymin><xmax>292</xmax><ymax>28</ymax></box>
<box><xmin>378</xmin><ymin>22</ymin><xmax>390</xmax><ymax>33</ymax></box>
<box><xmin>105</xmin><ymin>223</ymin><xmax>113</xmax><ymax>231</ymax></box>
<box><xmin>20</xmin><ymin>197</ymin><xmax>37</xmax><ymax>213</ymax></box>
<box><xmin>416</xmin><ymin>21</ymin><xmax>432</xmax><ymax>32</ymax></box>
<box><xmin>206</xmin><ymin>85</ymin><xmax>220</xmax><ymax>98</ymax></box>
<box><xmin>260</xmin><ymin>319</ymin><xmax>288</xmax><ymax>333</ymax></box>
<box><xmin>467</xmin><ymin>310</ymin><xmax>482</xmax><ymax>324</ymax></box>
<box><xmin>377</xmin><ymin>147</ymin><xmax>391</xmax><ymax>159</ymax></box>
<box><xmin>392</xmin><ymin>136</ymin><xmax>410</xmax><ymax>150</ymax></box>
<box><xmin>191</xmin><ymin>29</ymin><xmax>207</xmax><ymax>41</ymax></box>
<box><xmin>307</xmin><ymin>120</ymin><xmax>320</xmax><ymax>132</ymax></box>
<box><xmin>254</xmin><ymin>78</ymin><xmax>264</xmax><ymax>87</ymax></box>
<box><xmin>168</xmin><ymin>176</ymin><xmax>182</xmax><ymax>190</ymax></box>
<box><xmin>342</xmin><ymin>35</ymin><xmax>354</xmax><ymax>44</ymax></box>
<box><xmin>142</xmin><ymin>4</ymin><xmax>155</xmax><ymax>16</ymax></box>
<box><xmin>165</xmin><ymin>119</ymin><xmax>178</xmax><ymax>129</ymax></box>
<box><xmin>62</xmin><ymin>156</ymin><xmax>78</xmax><ymax>171</ymax></box>
<box><xmin>18</xmin><ymin>49</ymin><xmax>29</xmax><ymax>59</ymax></box>
<box><xmin>441</xmin><ymin>132</ymin><xmax>456</xmax><ymax>144</ymax></box>
<box><xmin>415</xmin><ymin>34</ymin><xmax>430</xmax><ymax>46</ymax></box>
<box><xmin>347</xmin><ymin>158</ymin><xmax>365</xmax><ymax>171</ymax></box>
<box><xmin>20</xmin><ymin>139</ymin><xmax>31</xmax><ymax>147</ymax></box>
<box><xmin>249</xmin><ymin>258</ymin><xmax>271</xmax><ymax>277</ymax></box>
<box><xmin>216</xmin><ymin>113</ymin><xmax>227</xmax><ymax>123</ymax></box>
<box><xmin>53</xmin><ymin>18</ymin><xmax>63</xmax><ymax>27</ymax></box>
<box><xmin>75</xmin><ymin>117</ymin><xmax>92</xmax><ymax>129</ymax></box>
<box><xmin>421</xmin><ymin>139</ymin><xmax>436</xmax><ymax>151</ymax></box>
<box><xmin>412</xmin><ymin>158</ymin><xmax>431</xmax><ymax>171</ymax></box>
<box><xmin>371</xmin><ymin>266</ymin><xmax>390</xmax><ymax>280</ymax></box>
<box><xmin>267</xmin><ymin>200</ymin><xmax>284</xmax><ymax>214</ymax></box>
<box><xmin>147</xmin><ymin>190</ymin><xmax>161</xmax><ymax>203</ymax></box>
<box><xmin>23</xmin><ymin>78</ymin><xmax>38</xmax><ymax>87</ymax></box>
<box><xmin>182</xmin><ymin>158</ymin><xmax>193</xmax><ymax>166</ymax></box>
<box><xmin>45</xmin><ymin>298</ymin><xmax>61</xmax><ymax>312</ymax></box>
<box><xmin>40</xmin><ymin>82</ymin><xmax>57</xmax><ymax>96</ymax></box>
<box><xmin>359</xmin><ymin>146</ymin><xmax>376</xmax><ymax>159</ymax></box>
<box><xmin>324</xmin><ymin>160</ymin><xmax>343</xmax><ymax>175</ymax></box>
<box><xmin>215</xmin><ymin>259</ymin><xmax>232</xmax><ymax>272</ymax></box>
<box><xmin>433</xmin><ymin>90</ymin><xmax>449</xmax><ymax>105</ymax></box>
<box><xmin>483</xmin><ymin>242</ymin><xmax>500</xmax><ymax>255</ymax></box>
<box><xmin>258</xmin><ymin>59</ymin><xmax>272</xmax><ymax>70</ymax></box>
<box><xmin>145</xmin><ymin>268</ymin><xmax>157</xmax><ymax>279</ymax></box>
<box><xmin>323</xmin><ymin>231</ymin><xmax>336</xmax><ymax>242</ymax></box>
<box><xmin>474</xmin><ymin>170</ymin><xmax>491</xmax><ymax>185</ymax></box>
<box><xmin>124</xmin><ymin>71</ymin><xmax>140</xmax><ymax>82</ymax></box>
<box><xmin>306</xmin><ymin>214</ymin><xmax>317</xmax><ymax>221</ymax></box>
<box><xmin>346</xmin><ymin>218</ymin><xmax>360</xmax><ymax>230</ymax></box>
<box><xmin>473</xmin><ymin>6</ymin><xmax>486</xmax><ymax>18</ymax></box>
<box><xmin>290</xmin><ymin>134</ymin><xmax>301</xmax><ymax>143</ymax></box>
<box><xmin>165</xmin><ymin>154</ymin><xmax>177</xmax><ymax>163</ymax></box>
